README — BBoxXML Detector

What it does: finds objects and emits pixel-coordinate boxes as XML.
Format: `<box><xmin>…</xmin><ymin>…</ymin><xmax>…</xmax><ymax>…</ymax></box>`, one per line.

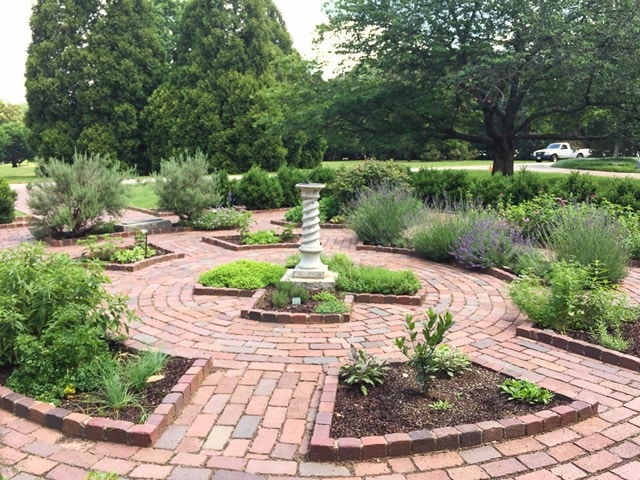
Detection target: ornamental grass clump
<box><xmin>411</xmin><ymin>209</ymin><xmax>473</xmax><ymax>263</ymax></box>
<box><xmin>544</xmin><ymin>205</ymin><xmax>629</xmax><ymax>284</ymax></box>
<box><xmin>347</xmin><ymin>182</ymin><xmax>423</xmax><ymax>247</ymax></box>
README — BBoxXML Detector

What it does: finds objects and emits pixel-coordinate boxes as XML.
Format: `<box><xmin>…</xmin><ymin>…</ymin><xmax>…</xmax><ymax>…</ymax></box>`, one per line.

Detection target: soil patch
<box><xmin>331</xmin><ymin>363</ymin><xmax>570</xmax><ymax>438</ymax></box>
<box><xmin>0</xmin><ymin>350</ymin><xmax>193</xmax><ymax>424</ymax></box>
<box><xmin>252</xmin><ymin>285</ymin><xmax>345</xmax><ymax>314</ymax></box>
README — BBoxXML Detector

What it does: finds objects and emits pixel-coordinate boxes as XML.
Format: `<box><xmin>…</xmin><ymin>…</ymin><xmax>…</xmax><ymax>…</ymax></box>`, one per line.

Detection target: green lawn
<box><xmin>127</xmin><ymin>182</ymin><xmax>158</xmax><ymax>209</ymax></box>
<box><xmin>0</xmin><ymin>162</ymin><xmax>38</xmax><ymax>183</ymax></box>
<box><xmin>553</xmin><ymin>157</ymin><xmax>639</xmax><ymax>173</ymax></box>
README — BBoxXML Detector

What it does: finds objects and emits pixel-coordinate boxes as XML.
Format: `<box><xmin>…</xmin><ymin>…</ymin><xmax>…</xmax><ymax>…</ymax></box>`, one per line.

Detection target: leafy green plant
<box><xmin>314</xmin><ymin>298</ymin><xmax>350</xmax><ymax>314</ymax></box>
<box><xmin>500</xmin><ymin>379</ymin><xmax>554</xmax><ymax>405</ymax></box>
<box><xmin>339</xmin><ymin>346</ymin><xmax>390</xmax><ymax>396</ymax></box>
<box><xmin>86</xmin><ymin>472</ymin><xmax>121</xmax><ymax>480</ymax></box>
<box><xmin>410</xmin><ymin>168</ymin><xmax>470</xmax><ymax>204</ymax></box>
<box><xmin>429</xmin><ymin>399</ymin><xmax>453</xmax><ymax>411</ymax></box>
<box><xmin>430</xmin><ymin>345</ymin><xmax>471</xmax><ymax>377</ymax></box>
<box><xmin>79</xmin><ymin>232</ymin><xmax>155</xmax><ymax>264</ymax></box>
<box><xmin>198</xmin><ymin>260</ymin><xmax>286</xmax><ymax>289</ymax></box>
<box><xmin>0</xmin><ymin>176</ymin><xmax>17</xmax><ymax>224</ymax></box>
<box><xmin>153</xmin><ymin>151</ymin><xmax>224</xmax><ymax>222</ymax></box>
<box><xmin>242</xmin><ymin>229</ymin><xmax>282</xmax><ymax>245</ymax></box>
<box><xmin>0</xmin><ymin>243</ymin><xmax>132</xmax><ymax>367</ymax></box>
<box><xmin>285</xmin><ymin>205</ymin><xmax>303</xmax><ymax>223</ymax></box>
<box><xmin>279</xmin><ymin>223</ymin><xmax>296</xmax><ymax>242</ymax></box>
<box><xmin>347</xmin><ymin>182</ymin><xmax>423</xmax><ymax>247</ymax></box>
<box><xmin>271</xmin><ymin>289</ymin><xmax>290</xmax><ymax>308</ymax></box>
<box><xmin>190</xmin><ymin>208</ymin><xmax>253</xmax><ymax>231</ymax></box>
<box><xmin>394</xmin><ymin>309</ymin><xmax>454</xmax><ymax>393</ymax></box>
<box><xmin>27</xmin><ymin>152</ymin><xmax>131</xmax><ymax>238</ymax></box>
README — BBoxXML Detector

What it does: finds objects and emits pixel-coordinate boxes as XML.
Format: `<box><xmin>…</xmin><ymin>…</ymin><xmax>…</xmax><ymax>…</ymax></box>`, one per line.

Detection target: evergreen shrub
<box><xmin>154</xmin><ymin>151</ymin><xmax>224</xmax><ymax>222</ymax></box>
<box><xmin>235</xmin><ymin>165</ymin><xmax>283</xmax><ymax>210</ymax></box>
<box><xmin>0</xmin><ymin>176</ymin><xmax>17</xmax><ymax>224</ymax></box>
<box><xmin>410</xmin><ymin>168</ymin><xmax>470</xmax><ymax>203</ymax></box>
<box><xmin>27</xmin><ymin>152</ymin><xmax>130</xmax><ymax>238</ymax></box>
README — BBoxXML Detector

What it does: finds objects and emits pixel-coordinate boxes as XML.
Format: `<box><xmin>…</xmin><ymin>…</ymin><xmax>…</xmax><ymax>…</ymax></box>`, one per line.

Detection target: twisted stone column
<box><xmin>293</xmin><ymin>183</ymin><xmax>328</xmax><ymax>278</ymax></box>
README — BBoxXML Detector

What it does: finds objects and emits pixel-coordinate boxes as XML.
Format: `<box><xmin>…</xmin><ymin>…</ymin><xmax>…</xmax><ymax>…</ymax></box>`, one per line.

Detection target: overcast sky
<box><xmin>0</xmin><ymin>0</ymin><xmax>329</xmax><ymax>104</ymax></box>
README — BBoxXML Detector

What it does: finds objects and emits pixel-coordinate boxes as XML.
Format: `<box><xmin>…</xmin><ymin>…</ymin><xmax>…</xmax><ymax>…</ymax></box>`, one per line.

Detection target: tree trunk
<box><xmin>491</xmin><ymin>142</ymin><xmax>515</xmax><ymax>176</ymax></box>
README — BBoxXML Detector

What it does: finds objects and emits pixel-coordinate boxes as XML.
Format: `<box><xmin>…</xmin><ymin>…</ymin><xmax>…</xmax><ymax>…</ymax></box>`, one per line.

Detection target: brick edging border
<box><xmin>44</xmin><ymin>227</ymin><xmax>194</xmax><ymax>247</ymax></box>
<box><xmin>0</xmin><ymin>357</ymin><xmax>212</xmax><ymax>447</ymax></box>
<box><xmin>201</xmin><ymin>236</ymin><xmax>301</xmax><ymax>251</ymax></box>
<box><xmin>103</xmin><ymin>249</ymin><xmax>186</xmax><ymax>272</ymax></box>
<box><xmin>516</xmin><ymin>323</ymin><xmax>640</xmax><ymax>372</ymax></box>
<box><xmin>308</xmin><ymin>362</ymin><xmax>599</xmax><ymax>461</ymax></box>
<box><xmin>0</xmin><ymin>217</ymin><xmax>34</xmax><ymax>230</ymax></box>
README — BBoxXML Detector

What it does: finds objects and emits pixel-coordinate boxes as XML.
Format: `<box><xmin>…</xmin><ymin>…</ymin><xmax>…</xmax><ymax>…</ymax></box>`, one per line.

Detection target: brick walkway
<box><xmin>2</xmin><ymin>210</ymin><xmax>640</xmax><ymax>479</ymax></box>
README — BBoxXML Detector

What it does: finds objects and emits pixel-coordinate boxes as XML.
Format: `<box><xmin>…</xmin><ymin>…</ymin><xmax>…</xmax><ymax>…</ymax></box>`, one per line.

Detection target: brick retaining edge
<box><xmin>0</xmin><ymin>217</ymin><xmax>34</xmax><ymax>230</ymax></box>
<box><xmin>308</xmin><ymin>362</ymin><xmax>599</xmax><ymax>462</ymax></box>
<box><xmin>102</xmin><ymin>248</ymin><xmax>185</xmax><ymax>272</ymax></box>
<box><xmin>0</xmin><ymin>357</ymin><xmax>212</xmax><ymax>447</ymax></box>
<box><xmin>201</xmin><ymin>236</ymin><xmax>300</xmax><ymax>251</ymax></box>
<box><xmin>44</xmin><ymin>227</ymin><xmax>194</xmax><ymax>247</ymax></box>
<box><xmin>270</xmin><ymin>219</ymin><xmax>347</xmax><ymax>229</ymax></box>
<box><xmin>516</xmin><ymin>323</ymin><xmax>640</xmax><ymax>372</ymax></box>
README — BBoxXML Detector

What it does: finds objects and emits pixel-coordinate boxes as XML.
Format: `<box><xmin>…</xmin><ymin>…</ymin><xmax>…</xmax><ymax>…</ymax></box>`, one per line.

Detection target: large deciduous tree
<box><xmin>322</xmin><ymin>0</ymin><xmax>640</xmax><ymax>174</ymax></box>
<box><xmin>143</xmin><ymin>0</ymin><xmax>323</xmax><ymax>173</ymax></box>
<box><xmin>26</xmin><ymin>0</ymin><xmax>166</xmax><ymax>171</ymax></box>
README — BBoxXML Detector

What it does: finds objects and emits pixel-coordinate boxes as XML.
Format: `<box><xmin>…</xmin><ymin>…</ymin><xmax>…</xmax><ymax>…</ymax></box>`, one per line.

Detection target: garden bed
<box><xmin>0</xmin><ymin>355</ymin><xmax>212</xmax><ymax>447</ymax></box>
<box><xmin>309</xmin><ymin>358</ymin><xmax>598</xmax><ymax>461</ymax></box>
<box><xmin>99</xmin><ymin>245</ymin><xmax>185</xmax><ymax>272</ymax></box>
<box><xmin>271</xmin><ymin>219</ymin><xmax>347</xmax><ymax>229</ymax></box>
<box><xmin>516</xmin><ymin>322</ymin><xmax>640</xmax><ymax>371</ymax></box>
<box><xmin>43</xmin><ymin>226</ymin><xmax>193</xmax><ymax>247</ymax></box>
<box><xmin>201</xmin><ymin>235</ymin><xmax>301</xmax><ymax>251</ymax></box>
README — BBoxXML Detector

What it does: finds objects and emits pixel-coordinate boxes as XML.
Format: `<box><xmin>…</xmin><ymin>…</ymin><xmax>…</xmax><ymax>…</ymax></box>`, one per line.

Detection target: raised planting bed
<box><xmin>201</xmin><ymin>235</ymin><xmax>301</xmax><ymax>251</ymax></box>
<box><xmin>271</xmin><ymin>219</ymin><xmax>347</xmax><ymax>229</ymax></box>
<box><xmin>0</xmin><ymin>216</ymin><xmax>35</xmax><ymax>230</ymax></box>
<box><xmin>43</xmin><ymin>226</ymin><xmax>193</xmax><ymax>247</ymax></box>
<box><xmin>516</xmin><ymin>323</ymin><xmax>640</xmax><ymax>372</ymax></box>
<box><xmin>308</xmin><ymin>357</ymin><xmax>598</xmax><ymax>461</ymax></box>
<box><xmin>0</xmin><ymin>357</ymin><xmax>212</xmax><ymax>447</ymax></box>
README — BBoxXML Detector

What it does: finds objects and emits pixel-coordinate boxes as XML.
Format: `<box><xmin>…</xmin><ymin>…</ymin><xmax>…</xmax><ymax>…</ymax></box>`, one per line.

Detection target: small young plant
<box><xmin>394</xmin><ymin>309</ymin><xmax>454</xmax><ymax>393</ymax></box>
<box><xmin>430</xmin><ymin>345</ymin><xmax>471</xmax><ymax>378</ymax></box>
<box><xmin>500</xmin><ymin>378</ymin><xmax>554</xmax><ymax>405</ymax></box>
<box><xmin>339</xmin><ymin>346</ymin><xmax>390</xmax><ymax>396</ymax></box>
<box><xmin>428</xmin><ymin>399</ymin><xmax>453</xmax><ymax>411</ymax></box>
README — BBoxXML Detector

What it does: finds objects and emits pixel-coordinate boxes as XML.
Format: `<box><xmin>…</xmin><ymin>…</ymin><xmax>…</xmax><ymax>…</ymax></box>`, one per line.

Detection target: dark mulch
<box><xmin>253</xmin><ymin>285</ymin><xmax>344</xmax><ymax>314</ymax></box>
<box><xmin>331</xmin><ymin>363</ymin><xmax>570</xmax><ymax>438</ymax></box>
<box><xmin>541</xmin><ymin>319</ymin><xmax>640</xmax><ymax>357</ymax></box>
<box><xmin>0</xmin><ymin>352</ymin><xmax>193</xmax><ymax>424</ymax></box>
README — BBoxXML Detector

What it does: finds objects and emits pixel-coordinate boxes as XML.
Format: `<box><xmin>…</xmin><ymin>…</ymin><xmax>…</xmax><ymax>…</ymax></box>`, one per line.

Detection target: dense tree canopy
<box><xmin>321</xmin><ymin>0</ymin><xmax>640</xmax><ymax>174</ymax></box>
<box><xmin>0</xmin><ymin>122</ymin><xmax>34</xmax><ymax>167</ymax></box>
<box><xmin>26</xmin><ymin>0</ymin><xmax>167</xmax><ymax>171</ymax></box>
<box><xmin>143</xmin><ymin>0</ymin><xmax>324</xmax><ymax>173</ymax></box>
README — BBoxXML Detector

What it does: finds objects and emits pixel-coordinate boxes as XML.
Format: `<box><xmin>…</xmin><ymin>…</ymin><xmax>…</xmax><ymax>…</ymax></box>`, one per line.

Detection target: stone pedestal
<box><xmin>281</xmin><ymin>183</ymin><xmax>336</xmax><ymax>290</ymax></box>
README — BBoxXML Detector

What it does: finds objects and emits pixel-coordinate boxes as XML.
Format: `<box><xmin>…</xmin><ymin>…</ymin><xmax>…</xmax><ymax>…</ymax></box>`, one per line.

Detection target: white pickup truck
<box><xmin>533</xmin><ymin>143</ymin><xmax>592</xmax><ymax>162</ymax></box>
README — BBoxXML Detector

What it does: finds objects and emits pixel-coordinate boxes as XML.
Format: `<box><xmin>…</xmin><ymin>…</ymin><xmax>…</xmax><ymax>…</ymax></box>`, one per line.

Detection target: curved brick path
<box><xmin>2</xmin><ymin>211</ymin><xmax>640</xmax><ymax>479</ymax></box>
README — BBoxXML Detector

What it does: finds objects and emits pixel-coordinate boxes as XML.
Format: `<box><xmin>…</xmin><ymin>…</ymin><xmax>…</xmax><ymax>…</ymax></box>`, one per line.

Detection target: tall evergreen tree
<box><xmin>143</xmin><ymin>0</ymin><xmax>306</xmax><ymax>173</ymax></box>
<box><xmin>26</xmin><ymin>0</ymin><xmax>166</xmax><ymax>172</ymax></box>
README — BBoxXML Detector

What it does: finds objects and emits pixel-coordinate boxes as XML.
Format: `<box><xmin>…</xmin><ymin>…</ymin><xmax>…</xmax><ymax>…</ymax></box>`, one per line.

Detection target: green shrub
<box><xmin>276</xmin><ymin>165</ymin><xmax>309</xmax><ymax>207</ymax></box>
<box><xmin>545</xmin><ymin>205</ymin><xmax>629</xmax><ymax>284</ymax></box>
<box><xmin>27</xmin><ymin>152</ymin><xmax>131</xmax><ymax>238</ymax></box>
<box><xmin>327</xmin><ymin>254</ymin><xmax>421</xmax><ymax>295</ymax></box>
<box><xmin>241</xmin><ymin>229</ymin><xmax>282</xmax><ymax>245</ymax></box>
<box><xmin>410</xmin><ymin>168</ymin><xmax>470</xmax><ymax>204</ymax></box>
<box><xmin>501</xmin><ymin>194</ymin><xmax>561</xmax><ymax>242</ymax></box>
<box><xmin>235</xmin><ymin>165</ymin><xmax>283</xmax><ymax>210</ymax></box>
<box><xmin>395</xmin><ymin>310</ymin><xmax>454</xmax><ymax>392</ymax></box>
<box><xmin>601</xmin><ymin>177</ymin><xmax>640</xmax><ymax>211</ymax></box>
<box><xmin>347</xmin><ymin>183</ymin><xmax>423</xmax><ymax>247</ymax></box>
<box><xmin>332</xmin><ymin>161</ymin><xmax>412</xmax><ymax>211</ymax></box>
<box><xmin>153</xmin><ymin>151</ymin><xmax>224</xmax><ymax>222</ymax></box>
<box><xmin>0</xmin><ymin>176</ymin><xmax>17</xmax><ymax>224</ymax></box>
<box><xmin>339</xmin><ymin>346</ymin><xmax>390</xmax><ymax>396</ymax></box>
<box><xmin>411</xmin><ymin>211</ymin><xmax>472</xmax><ymax>262</ymax></box>
<box><xmin>275</xmin><ymin>281</ymin><xmax>310</xmax><ymax>302</ymax></box>
<box><xmin>554</xmin><ymin>171</ymin><xmax>597</xmax><ymax>201</ymax></box>
<box><xmin>509</xmin><ymin>169</ymin><xmax>550</xmax><ymax>204</ymax></box>
<box><xmin>314</xmin><ymin>298</ymin><xmax>350</xmax><ymax>314</ymax></box>
<box><xmin>509</xmin><ymin>261</ymin><xmax>637</xmax><ymax>336</ymax></box>
<box><xmin>190</xmin><ymin>208</ymin><xmax>252</xmax><ymax>230</ymax></box>
<box><xmin>0</xmin><ymin>243</ymin><xmax>132</xmax><ymax>366</ymax></box>
<box><xmin>6</xmin><ymin>325</ymin><xmax>114</xmax><ymax>403</ymax></box>
<box><xmin>271</xmin><ymin>289</ymin><xmax>290</xmax><ymax>308</ymax></box>
<box><xmin>285</xmin><ymin>205</ymin><xmax>303</xmax><ymax>223</ymax></box>
<box><xmin>469</xmin><ymin>173</ymin><xmax>512</xmax><ymax>208</ymax></box>
<box><xmin>198</xmin><ymin>260</ymin><xmax>286</xmax><ymax>289</ymax></box>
